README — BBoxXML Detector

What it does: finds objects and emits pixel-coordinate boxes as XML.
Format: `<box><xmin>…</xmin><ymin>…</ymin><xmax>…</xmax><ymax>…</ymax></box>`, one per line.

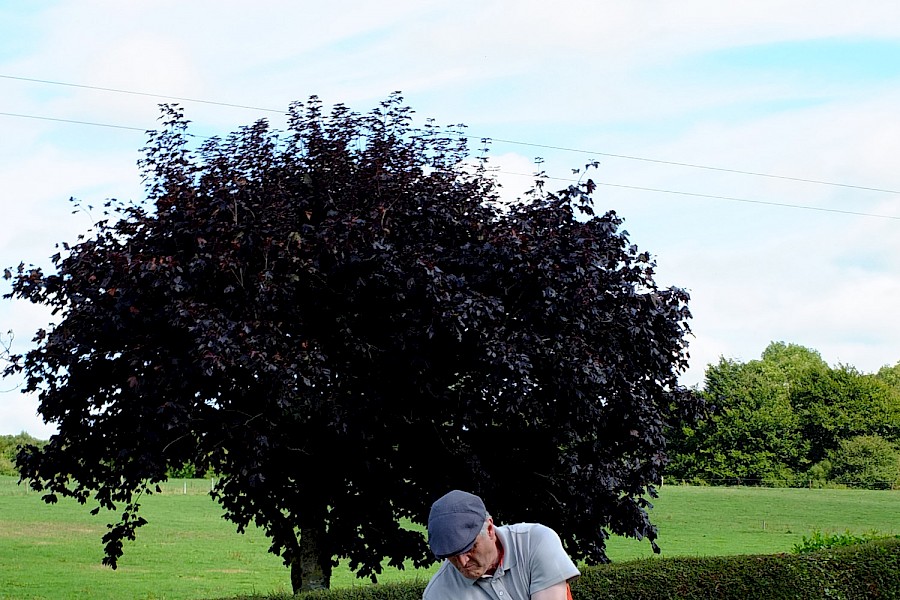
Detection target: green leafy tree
<box><xmin>826</xmin><ymin>435</ymin><xmax>900</xmax><ymax>489</ymax></box>
<box><xmin>792</xmin><ymin>366</ymin><xmax>900</xmax><ymax>464</ymax></box>
<box><xmin>666</xmin><ymin>352</ymin><xmax>807</xmax><ymax>485</ymax></box>
<box><xmin>758</xmin><ymin>341</ymin><xmax>831</xmax><ymax>382</ymax></box>
<box><xmin>0</xmin><ymin>432</ymin><xmax>46</xmax><ymax>476</ymax></box>
<box><xmin>3</xmin><ymin>95</ymin><xmax>699</xmax><ymax>592</ymax></box>
<box><xmin>668</xmin><ymin>342</ymin><xmax>900</xmax><ymax>488</ymax></box>
<box><xmin>875</xmin><ymin>362</ymin><xmax>900</xmax><ymax>391</ymax></box>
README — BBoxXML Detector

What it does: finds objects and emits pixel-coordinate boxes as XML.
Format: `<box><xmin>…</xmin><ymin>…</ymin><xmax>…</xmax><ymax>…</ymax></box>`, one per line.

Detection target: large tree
<box><xmin>792</xmin><ymin>365</ymin><xmax>900</xmax><ymax>464</ymax></box>
<box><xmin>4</xmin><ymin>95</ymin><xmax>699</xmax><ymax>592</ymax></box>
<box><xmin>666</xmin><ymin>350</ymin><xmax>810</xmax><ymax>485</ymax></box>
<box><xmin>667</xmin><ymin>342</ymin><xmax>900</xmax><ymax>487</ymax></box>
<box><xmin>876</xmin><ymin>362</ymin><xmax>900</xmax><ymax>389</ymax></box>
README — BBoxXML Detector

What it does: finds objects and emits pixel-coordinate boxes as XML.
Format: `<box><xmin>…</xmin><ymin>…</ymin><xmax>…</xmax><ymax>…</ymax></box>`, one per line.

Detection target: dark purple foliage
<box><xmin>3</xmin><ymin>94</ymin><xmax>700</xmax><ymax>591</ymax></box>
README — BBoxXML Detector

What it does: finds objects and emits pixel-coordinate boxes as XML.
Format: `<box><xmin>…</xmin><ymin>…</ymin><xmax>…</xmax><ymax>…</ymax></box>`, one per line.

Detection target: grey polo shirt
<box><xmin>422</xmin><ymin>523</ymin><xmax>580</xmax><ymax>600</ymax></box>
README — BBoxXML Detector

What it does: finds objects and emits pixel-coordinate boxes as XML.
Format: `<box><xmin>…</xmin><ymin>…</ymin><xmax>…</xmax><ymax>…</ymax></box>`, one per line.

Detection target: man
<box><xmin>423</xmin><ymin>489</ymin><xmax>580</xmax><ymax>600</ymax></box>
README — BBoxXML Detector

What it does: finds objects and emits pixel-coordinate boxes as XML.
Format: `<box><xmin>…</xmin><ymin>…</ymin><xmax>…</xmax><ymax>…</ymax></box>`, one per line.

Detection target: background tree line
<box><xmin>0</xmin><ymin>432</ymin><xmax>45</xmax><ymax>476</ymax></box>
<box><xmin>666</xmin><ymin>341</ymin><xmax>900</xmax><ymax>489</ymax></box>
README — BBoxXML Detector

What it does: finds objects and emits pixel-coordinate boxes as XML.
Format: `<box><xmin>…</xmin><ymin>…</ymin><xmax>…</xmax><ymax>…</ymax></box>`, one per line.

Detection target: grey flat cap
<box><xmin>427</xmin><ymin>490</ymin><xmax>487</xmax><ymax>559</ymax></box>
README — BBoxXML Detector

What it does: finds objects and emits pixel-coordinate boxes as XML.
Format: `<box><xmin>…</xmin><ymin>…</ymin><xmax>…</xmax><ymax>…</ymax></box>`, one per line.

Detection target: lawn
<box><xmin>604</xmin><ymin>484</ymin><xmax>900</xmax><ymax>560</ymax></box>
<box><xmin>0</xmin><ymin>477</ymin><xmax>290</xmax><ymax>600</ymax></box>
<box><xmin>1</xmin><ymin>476</ymin><xmax>898</xmax><ymax>599</ymax></box>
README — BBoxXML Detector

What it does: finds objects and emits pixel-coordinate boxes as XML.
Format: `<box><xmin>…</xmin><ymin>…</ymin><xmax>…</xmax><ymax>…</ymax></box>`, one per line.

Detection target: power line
<box><xmin>4</xmin><ymin>73</ymin><xmax>900</xmax><ymax>196</ymax></box>
<box><xmin>0</xmin><ymin>74</ymin><xmax>287</xmax><ymax>114</ymax></box>
<box><xmin>479</xmin><ymin>137</ymin><xmax>900</xmax><ymax>196</ymax></box>
<box><xmin>1</xmin><ymin>100</ymin><xmax>899</xmax><ymax>222</ymax></box>
<box><xmin>0</xmin><ymin>111</ymin><xmax>146</xmax><ymax>132</ymax></box>
<box><xmin>497</xmin><ymin>170</ymin><xmax>900</xmax><ymax>221</ymax></box>
<box><xmin>598</xmin><ymin>181</ymin><xmax>900</xmax><ymax>220</ymax></box>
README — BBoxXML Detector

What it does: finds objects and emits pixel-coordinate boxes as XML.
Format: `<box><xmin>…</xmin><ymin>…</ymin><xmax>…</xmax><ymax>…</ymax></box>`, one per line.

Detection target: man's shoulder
<box><xmin>501</xmin><ymin>523</ymin><xmax>575</xmax><ymax>567</ymax></box>
<box><xmin>503</xmin><ymin>522</ymin><xmax>581</xmax><ymax>589</ymax></box>
<box><xmin>505</xmin><ymin>522</ymin><xmax>553</xmax><ymax>533</ymax></box>
<box><xmin>423</xmin><ymin>561</ymin><xmax>470</xmax><ymax>600</ymax></box>
<box><xmin>503</xmin><ymin>522</ymin><xmax>558</xmax><ymax>541</ymax></box>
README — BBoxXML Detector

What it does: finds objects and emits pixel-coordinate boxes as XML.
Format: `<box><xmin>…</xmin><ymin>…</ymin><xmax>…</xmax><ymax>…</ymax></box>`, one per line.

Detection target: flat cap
<box><xmin>427</xmin><ymin>490</ymin><xmax>487</xmax><ymax>559</ymax></box>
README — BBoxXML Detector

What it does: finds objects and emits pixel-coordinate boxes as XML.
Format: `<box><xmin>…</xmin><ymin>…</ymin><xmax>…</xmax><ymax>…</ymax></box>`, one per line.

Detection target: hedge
<box><xmin>572</xmin><ymin>538</ymin><xmax>900</xmax><ymax>599</ymax></box>
<box><xmin>260</xmin><ymin>538</ymin><xmax>900</xmax><ymax>600</ymax></box>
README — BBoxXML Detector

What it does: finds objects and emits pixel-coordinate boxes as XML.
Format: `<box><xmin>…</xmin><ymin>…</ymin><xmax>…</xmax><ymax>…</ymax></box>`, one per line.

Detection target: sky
<box><xmin>2</xmin><ymin>1</ymin><xmax>900</xmax><ymax>438</ymax></box>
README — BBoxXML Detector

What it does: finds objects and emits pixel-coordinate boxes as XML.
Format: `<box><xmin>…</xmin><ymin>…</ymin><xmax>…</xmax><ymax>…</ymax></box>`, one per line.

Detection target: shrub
<box><xmin>0</xmin><ymin>454</ymin><xmax>15</xmax><ymax>477</ymax></box>
<box><xmin>804</xmin><ymin>459</ymin><xmax>831</xmax><ymax>488</ymax></box>
<box><xmin>828</xmin><ymin>435</ymin><xmax>900</xmax><ymax>489</ymax></box>
<box><xmin>792</xmin><ymin>529</ymin><xmax>899</xmax><ymax>554</ymax></box>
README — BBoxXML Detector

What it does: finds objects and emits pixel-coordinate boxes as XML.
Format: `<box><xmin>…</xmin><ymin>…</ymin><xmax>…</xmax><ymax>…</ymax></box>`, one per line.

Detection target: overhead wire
<box><xmin>477</xmin><ymin>137</ymin><xmax>900</xmax><ymax>196</ymax></box>
<box><xmin>0</xmin><ymin>74</ymin><xmax>287</xmax><ymax>114</ymax></box>
<box><xmin>6</xmin><ymin>72</ymin><xmax>900</xmax><ymax>197</ymax></box>
<box><xmin>494</xmin><ymin>170</ymin><xmax>900</xmax><ymax>220</ymax></box>
<box><xmin>3</xmin><ymin>107</ymin><xmax>897</xmax><ymax>222</ymax></box>
<box><xmin>2</xmin><ymin>73</ymin><xmax>900</xmax><ymax>221</ymax></box>
<box><xmin>0</xmin><ymin>110</ymin><xmax>147</xmax><ymax>132</ymax></box>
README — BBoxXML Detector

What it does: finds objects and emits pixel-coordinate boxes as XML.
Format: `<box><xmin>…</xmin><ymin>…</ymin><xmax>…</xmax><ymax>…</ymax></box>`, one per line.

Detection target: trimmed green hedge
<box><xmin>574</xmin><ymin>538</ymin><xmax>900</xmax><ymax>599</ymax></box>
<box><xmin>271</xmin><ymin>538</ymin><xmax>900</xmax><ymax>600</ymax></box>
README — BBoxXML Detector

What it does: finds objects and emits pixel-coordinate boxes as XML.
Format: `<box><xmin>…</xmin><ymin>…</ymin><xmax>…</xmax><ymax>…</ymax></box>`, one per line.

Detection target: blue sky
<box><xmin>2</xmin><ymin>1</ymin><xmax>900</xmax><ymax>437</ymax></box>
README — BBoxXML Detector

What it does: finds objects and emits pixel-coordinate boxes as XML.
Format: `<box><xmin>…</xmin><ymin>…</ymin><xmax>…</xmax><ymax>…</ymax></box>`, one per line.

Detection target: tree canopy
<box><xmin>3</xmin><ymin>94</ymin><xmax>699</xmax><ymax>592</ymax></box>
<box><xmin>666</xmin><ymin>341</ymin><xmax>900</xmax><ymax>488</ymax></box>
<box><xmin>0</xmin><ymin>432</ymin><xmax>45</xmax><ymax>476</ymax></box>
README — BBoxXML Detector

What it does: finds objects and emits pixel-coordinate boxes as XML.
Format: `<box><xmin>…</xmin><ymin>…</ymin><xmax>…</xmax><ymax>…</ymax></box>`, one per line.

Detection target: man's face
<box><xmin>447</xmin><ymin>520</ymin><xmax>497</xmax><ymax>580</ymax></box>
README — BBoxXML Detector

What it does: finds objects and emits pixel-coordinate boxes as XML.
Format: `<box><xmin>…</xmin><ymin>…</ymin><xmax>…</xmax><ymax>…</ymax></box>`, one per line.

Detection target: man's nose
<box><xmin>457</xmin><ymin>554</ymin><xmax>470</xmax><ymax>567</ymax></box>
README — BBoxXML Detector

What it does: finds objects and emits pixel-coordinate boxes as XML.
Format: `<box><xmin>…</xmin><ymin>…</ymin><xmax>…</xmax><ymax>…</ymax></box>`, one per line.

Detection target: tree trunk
<box><xmin>291</xmin><ymin>524</ymin><xmax>332</xmax><ymax>593</ymax></box>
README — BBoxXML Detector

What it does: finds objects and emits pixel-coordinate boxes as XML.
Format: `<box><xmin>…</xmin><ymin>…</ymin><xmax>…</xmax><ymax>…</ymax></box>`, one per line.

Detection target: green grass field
<box><xmin>1</xmin><ymin>476</ymin><xmax>898</xmax><ymax>600</ymax></box>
